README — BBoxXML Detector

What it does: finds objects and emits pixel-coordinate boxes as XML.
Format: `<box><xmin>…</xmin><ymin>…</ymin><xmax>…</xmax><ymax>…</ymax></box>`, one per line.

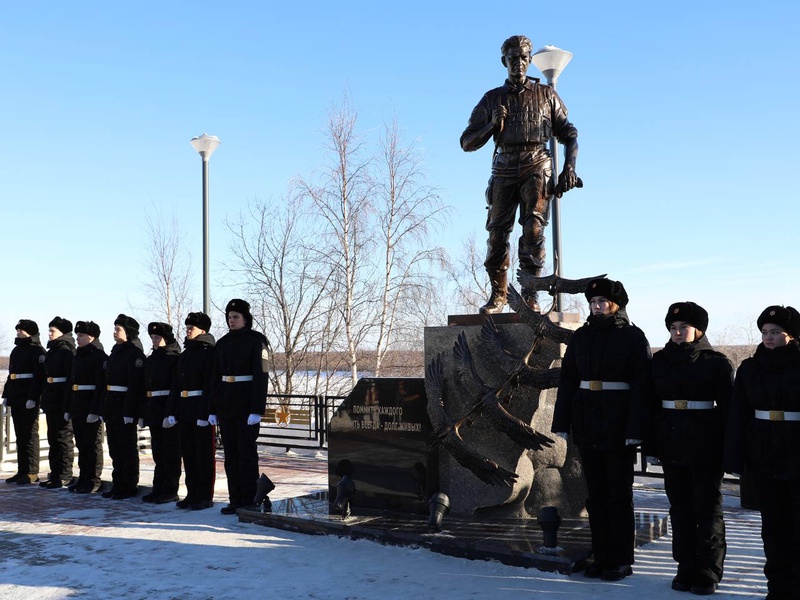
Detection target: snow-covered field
<box><xmin>0</xmin><ymin>450</ymin><xmax>769</xmax><ymax>600</ymax></box>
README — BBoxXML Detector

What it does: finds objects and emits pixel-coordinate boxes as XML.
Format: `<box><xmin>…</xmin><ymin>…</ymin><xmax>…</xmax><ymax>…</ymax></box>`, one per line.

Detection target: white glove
<box><xmin>26</xmin><ymin>400</ymin><xmax>36</xmax><ymax>409</ymax></box>
<box><xmin>208</xmin><ymin>414</ymin><xmax>218</xmax><ymax>426</ymax></box>
<box><xmin>247</xmin><ymin>414</ymin><xmax>261</xmax><ymax>426</ymax></box>
<box><xmin>555</xmin><ymin>432</ymin><xmax>568</xmax><ymax>440</ymax></box>
<box><xmin>163</xmin><ymin>416</ymin><xmax>176</xmax><ymax>428</ymax></box>
<box><xmin>196</xmin><ymin>419</ymin><xmax>209</xmax><ymax>427</ymax></box>
<box><xmin>64</xmin><ymin>412</ymin><xmax>71</xmax><ymax>422</ymax></box>
<box><xmin>625</xmin><ymin>438</ymin><xmax>642</xmax><ymax>446</ymax></box>
<box><xmin>645</xmin><ymin>456</ymin><xmax>659</xmax><ymax>465</ymax></box>
<box><xmin>138</xmin><ymin>418</ymin><xmax>146</xmax><ymax>429</ymax></box>
<box><xmin>86</xmin><ymin>414</ymin><xmax>100</xmax><ymax>424</ymax></box>
<box><xmin>123</xmin><ymin>416</ymin><xmax>134</xmax><ymax>425</ymax></box>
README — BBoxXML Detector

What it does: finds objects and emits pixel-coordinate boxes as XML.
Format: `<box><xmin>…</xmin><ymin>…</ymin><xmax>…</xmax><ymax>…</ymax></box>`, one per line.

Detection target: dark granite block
<box><xmin>328</xmin><ymin>378</ymin><xmax>435</xmax><ymax>516</ymax></box>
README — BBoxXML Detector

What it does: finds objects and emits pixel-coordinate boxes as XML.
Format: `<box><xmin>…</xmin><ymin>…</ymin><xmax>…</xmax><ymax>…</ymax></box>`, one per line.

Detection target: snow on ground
<box><xmin>0</xmin><ymin>452</ymin><xmax>768</xmax><ymax>600</ymax></box>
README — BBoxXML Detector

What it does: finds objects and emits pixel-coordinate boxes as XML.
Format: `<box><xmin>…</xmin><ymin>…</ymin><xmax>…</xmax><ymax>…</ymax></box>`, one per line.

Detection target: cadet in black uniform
<box><xmin>40</xmin><ymin>316</ymin><xmax>76</xmax><ymax>489</ymax></box>
<box><xmin>725</xmin><ymin>305</ymin><xmax>800</xmax><ymax>600</ymax></box>
<box><xmin>3</xmin><ymin>319</ymin><xmax>46</xmax><ymax>484</ymax></box>
<box><xmin>648</xmin><ymin>302</ymin><xmax>732</xmax><ymax>595</ymax></box>
<box><xmin>552</xmin><ymin>278</ymin><xmax>651</xmax><ymax>582</ymax></box>
<box><xmin>142</xmin><ymin>322</ymin><xmax>182</xmax><ymax>504</ymax></box>
<box><xmin>66</xmin><ymin>321</ymin><xmax>106</xmax><ymax>493</ymax></box>
<box><xmin>168</xmin><ymin>312</ymin><xmax>216</xmax><ymax>510</ymax></box>
<box><xmin>209</xmin><ymin>299</ymin><xmax>268</xmax><ymax>515</ymax></box>
<box><xmin>101</xmin><ymin>314</ymin><xmax>145</xmax><ymax>499</ymax></box>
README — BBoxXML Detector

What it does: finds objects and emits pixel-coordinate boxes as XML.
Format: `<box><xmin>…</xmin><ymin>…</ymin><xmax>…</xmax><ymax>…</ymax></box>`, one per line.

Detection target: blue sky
<box><xmin>1</xmin><ymin>1</ymin><xmax>798</xmax><ymax>352</ymax></box>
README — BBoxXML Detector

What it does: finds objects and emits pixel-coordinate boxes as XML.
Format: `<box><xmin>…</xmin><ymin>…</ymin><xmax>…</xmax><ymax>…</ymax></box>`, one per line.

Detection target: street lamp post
<box><xmin>531</xmin><ymin>45</ymin><xmax>573</xmax><ymax>313</ymax></box>
<box><xmin>189</xmin><ymin>133</ymin><xmax>221</xmax><ymax>315</ymax></box>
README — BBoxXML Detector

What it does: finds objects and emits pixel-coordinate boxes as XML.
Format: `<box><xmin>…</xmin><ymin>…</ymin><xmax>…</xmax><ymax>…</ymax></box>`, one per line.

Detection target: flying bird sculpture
<box><xmin>453</xmin><ymin>332</ymin><xmax>555</xmax><ymax>451</ymax></box>
<box><xmin>517</xmin><ymin>270</ymin><xmax>607</xmax><ymax>304</ymax></box>
<box><xmin>505</xmin><ymin>284</ymin><xmax>576</xmax><ymax>364</ymax></box>
<box><xmin>424</xmin><ymin>352</ymin><xmax>518</xmax><ymax>487</ymax></box>
<box><xmin>478</xmin><ymin>316</ymin><xmax>563</xmax><ymax>389</ymax></box>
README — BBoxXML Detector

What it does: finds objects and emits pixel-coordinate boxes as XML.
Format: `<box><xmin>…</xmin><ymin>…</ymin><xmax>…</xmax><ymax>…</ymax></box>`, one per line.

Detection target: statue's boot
<box><xmin>521</xmin><ymin>288</ymin><xmax>541</xmax><ymax>312</ymax></box>
<box><xmin>479</xmin><ymin>270</ymin><xmax>508</xmax><ymax>314</ymax></box>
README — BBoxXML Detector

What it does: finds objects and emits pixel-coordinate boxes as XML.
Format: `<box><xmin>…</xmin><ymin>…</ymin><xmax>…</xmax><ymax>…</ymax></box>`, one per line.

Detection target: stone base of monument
<box><xmin>238</xmin><ymin>492</ymin><xmax>669</xmax><ymax>574</ymax></box>
<box><xmin>425</xmin><ymin>313</ymin><xmax>587</xmax><ymax>519</ymax></box>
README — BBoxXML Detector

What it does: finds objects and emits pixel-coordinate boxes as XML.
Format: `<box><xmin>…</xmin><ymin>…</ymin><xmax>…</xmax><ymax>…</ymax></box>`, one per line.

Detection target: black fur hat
<box><xmin>114</xmin><ymin>314</ymin><xmax>140</xmax><ymax>339</ymax></box>
<box><xmin>15</xmin><ymin>319</ymin><xmax>39</xmax><ymax>336</ymax></box>
<box><xmin>48</xmin><ymin>316</ymin><xmax>73</xmax><ymax>334</ymax></box>
<box><xmin>75</xmin><ymin>321</ymin><xmax>101</xmax><ymax>338</ymax></box>
<box><xmin>665</xmin><ymin>301</ymin><xmax>709</xmax><ymax>333</ymax></box>
<box><xmin>584</xmin><ymin>278</ymin><xmax>629</xmax><ymax>308</ymax></box>
<box><xmin>147</xmin><ymin>322</ymin><xmax>175</xmax><ymax>344</ymax></box>
<box><xmin>225</xmin><ymin>298</ymin><xmax>252</xmax><ymax>328</ymax></box>
<box><xmin>757</xmin><ymin>306</ymin><xmax>800</xmax><ymax>339</ymax></box>
<box><xmin>185</xmin><ymin>312</ymin><xmax>211</xmax><ymax>332</ymax></box>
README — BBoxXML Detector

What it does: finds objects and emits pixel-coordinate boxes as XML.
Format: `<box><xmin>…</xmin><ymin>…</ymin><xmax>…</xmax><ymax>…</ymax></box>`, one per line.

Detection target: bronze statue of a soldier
<box><xmin>461</xmin><ymin>35</ymin><xmax>579</xmax><ymax>313</ymax></box>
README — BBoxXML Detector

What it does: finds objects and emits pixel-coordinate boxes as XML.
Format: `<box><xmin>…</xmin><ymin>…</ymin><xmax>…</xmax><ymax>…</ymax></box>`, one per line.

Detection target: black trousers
<box><xmin>105</xmin><ymin>421</ymin><xmax>139</xmax><ymax>493</ymax></box>
<box><xmin>179</xmin><ymin>421</ymin><xmax>216</xmax><ymax>503</ymax></box>
<box><xmin>218</xmin><ymin>417</ymin><xmax>259</xmax><ymax>507</ymax></box>
<box><xmin>44</xmin><ymin>410</ymin><xmax>74</xmax><ymax>482</ymax></box>
<box><xmin>755</xmin><ymin>475</ymin><xmax>800</xmax><ymax>598</ymax></box>
<box><xmin>578</xmin><ymin>446</ymin><xmax>636</xmax><ymax>567</ymax></box>
<box><xmin>663</xmin><ymin>464</ymin><xmax>726</xmax><ymax>582</ymax></box>
<box><xmin>11</xmin><ymin>404</ymin><xmax>40</xmax><ymax>477</ymax></box>
<box><xmin>149</xmin><ymin>421</ymin><xmax>182</xmax><ymax>497</ymax></box>
<box><xmin>72</xmin><ymin>417</ymin><xmax>103</xmax><ymax>488</ymax></box>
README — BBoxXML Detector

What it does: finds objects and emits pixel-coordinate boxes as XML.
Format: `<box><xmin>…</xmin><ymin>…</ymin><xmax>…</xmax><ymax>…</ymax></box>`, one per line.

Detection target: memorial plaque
<box><xmin>328</xmin><ymin>378</ymin><xmax>436</xmax><ymax>515</ymax></box>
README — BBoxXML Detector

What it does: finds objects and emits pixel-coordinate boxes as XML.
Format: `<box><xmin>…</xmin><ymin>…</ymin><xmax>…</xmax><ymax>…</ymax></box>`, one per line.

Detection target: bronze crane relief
<box><xmin>426</xmin><ymin>284</ymin><xmax>582</xmax><ymax>485</ymax></box>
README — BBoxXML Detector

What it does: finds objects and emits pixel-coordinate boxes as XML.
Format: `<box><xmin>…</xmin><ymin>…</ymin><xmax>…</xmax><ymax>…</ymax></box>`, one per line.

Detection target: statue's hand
<box><xmin>555</xmin><ymin>167</ymin><xmax>579</xmax><ymax>198</ymax></box>
<box><xmin>491</xmin><ymin>104</ymin><xmax>507</xmax><ymax>131</ymax></box>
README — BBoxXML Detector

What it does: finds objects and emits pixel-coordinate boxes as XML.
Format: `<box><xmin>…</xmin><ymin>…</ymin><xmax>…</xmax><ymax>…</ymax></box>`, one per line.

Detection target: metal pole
<box><xmin>202</xmin><ymin>157</ymin><xmax>210</xmax><ymax>315</ymax></box>
<box><xmin>548</xmin><ymin>77</ymin><xmax>563</xmax><ymax>313</ymax></box>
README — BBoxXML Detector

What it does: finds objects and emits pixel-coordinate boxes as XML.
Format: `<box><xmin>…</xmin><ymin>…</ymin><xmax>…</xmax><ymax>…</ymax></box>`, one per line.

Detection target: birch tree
<box><xmin>293</xmin><ymin>95</ymin><xmax>375</xmax><ymax>387</ymax></box>
<box><xmin>372</xmin><ymin>118</ymin><xmax>448</xmax><ymax>375</ymax></box>
<box><xmin>137</xmin><ymin>205</ymin><xmax>194</xmax><ymax>331</ymax></box>
<box><xmin>225</xmin><ymin>196</ymin><xmax>341</xmax><ymax>395</ymax></box>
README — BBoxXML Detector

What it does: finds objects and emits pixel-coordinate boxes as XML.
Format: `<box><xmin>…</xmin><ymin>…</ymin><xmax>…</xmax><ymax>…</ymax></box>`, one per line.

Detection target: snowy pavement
<box><xmin>0</xmin><ymin>452</ymin><xmax>768</xmax><ymax>599</ymax></box>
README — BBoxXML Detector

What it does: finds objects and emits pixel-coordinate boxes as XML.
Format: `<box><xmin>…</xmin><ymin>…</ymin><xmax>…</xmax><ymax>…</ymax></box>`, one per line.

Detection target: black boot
<box><xmin>479</xmin><ymin>270</ymin><xmax>508</xmax><ymax>314</ymax></box>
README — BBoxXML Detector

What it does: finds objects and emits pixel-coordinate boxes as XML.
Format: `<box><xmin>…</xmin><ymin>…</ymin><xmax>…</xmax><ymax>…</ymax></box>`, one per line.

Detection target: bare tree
<box><xmin>225</xmin><ymin>196</ymin><xmax>342</xmax><ymax>396</ymax></box>
<box><xmin>293</xmin><ymin>94</ymin><xmax>375</xmax><ymax>387</ymax></box>
<box><xmin>444</xmin><ymin>234</ymin><xmax>492</xmax><ymax>314</ymax></box>
<box><xmin>372</xmin><ymin>118</ymin><xmax>449</xmax><ymax>375</ymax></box>
<box><xmin>711</xmin><ymin>313</ymin><xmax>759</xmax><ymax>369</ymax></box>
<box><xmin>136</xmin><ymin>204</ymin><xmax>194</xmax><ymax>331</ymax></box>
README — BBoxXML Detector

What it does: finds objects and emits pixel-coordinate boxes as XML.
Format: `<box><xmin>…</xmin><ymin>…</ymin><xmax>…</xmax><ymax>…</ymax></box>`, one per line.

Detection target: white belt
<box><xmin>146</xmin><ymin>390</ymin><xmax>170</xmax><ymax>398</ymax></box>
<box><xmin>9</xmin><ymin>373</ymin><xmax>33</xmax><ymax>380</ymax></box>
<box><xmin>222</xmin><ymin>375</ymin><xmax>254</xmax><ymax>383</ymax></box>
<box><xmin>579</xmin><ymin>380</ymin><xmax>631</xmax><ymax>391</ymax></box>
<box><xmin>662</xmin><ymin>400</ymin><xmax>715</xmax><ymax>410</ymax></box>
<box><xmin>47</xmin><ymin>377</ymin><xmax>67</xmax><ymax>384</ymax></box>
<box><xmin>72</xmin><ymin>385</ymin><xmax>96</xmax><ymax>391</ymax></box>
<box><xmin>755</xmin><ymin>410</ymin><xmax>800</xmax><ymax>422</ymax></box>
<box><xmin>106</xmin><ymin>385</ymin><xmax>129</xmax><ymax>392</ymax></box>
<box><xmin>181</xmin><ymin>390</ymin><xmax>203</xmax><ymax>397</ymax></box>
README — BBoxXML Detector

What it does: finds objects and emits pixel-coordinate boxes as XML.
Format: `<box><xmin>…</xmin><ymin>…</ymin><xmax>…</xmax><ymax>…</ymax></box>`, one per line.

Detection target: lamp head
<box><xmin>530</xmin><ymin>45</ymin><xmax>573</xmax><ymax>84</ymax></box>
<box><xmin>190</xmin><ymin>133</ymin><xmax>221</xmax><ymax>160</ymax></box>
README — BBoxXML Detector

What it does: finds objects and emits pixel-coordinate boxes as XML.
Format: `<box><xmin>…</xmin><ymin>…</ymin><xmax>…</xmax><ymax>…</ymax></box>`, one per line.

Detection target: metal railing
<box><xmin>256</xmin><ymin>393</ymin><xmax>345</xmax><ymax>451</ymax></box>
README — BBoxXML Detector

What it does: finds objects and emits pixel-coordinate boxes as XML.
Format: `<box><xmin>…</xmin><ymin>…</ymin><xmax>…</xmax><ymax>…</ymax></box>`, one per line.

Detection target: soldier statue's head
<box><xmin>500</xmin><ymin>35</ymin><xmax>533</xmax><ymax>85</ymax></box>
<box><xmin>501</xmin><ymin>35</ymin><xmax>533</xmax><ymax>57</ymax></box>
